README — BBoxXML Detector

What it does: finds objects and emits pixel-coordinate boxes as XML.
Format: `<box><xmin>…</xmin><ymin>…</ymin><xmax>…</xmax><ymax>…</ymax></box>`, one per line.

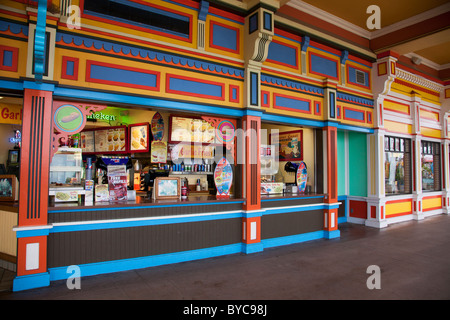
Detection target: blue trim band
<box><xmin>16</xmin><ymin>228</ymin><xmax>50</xmax><ymax>238</ymax></box>
<box><xmin>242</xmin><ymin>242</ymin><xmax>264</xmax><ymax>254</ymax></box>
<box><xmin>242</xmin><ymin>210</ymin><xmax>263</xmax><ymax>218</ymax></box>
<box><xmin>48</xmin><ymin>243</ymin><xmax>243</xmax><ymax>281</ymax></box>
<box><xmin>51</xmin><ymin>211</ymin><xmax>243</xmax><ymax>233</ymax></box>
<box><xmin>262</xmin><ymin>230</ymin><xmax>325</xmax><ymax>248</ymax></box>
<box><xmin>0</xmin><ymin>79</ymin><xmax>23</xmax><ymax>91</ymax></box>
<box><xmin>338</xmin><ymin>216</ymin><xmax>347</xmax><ymax>224</ymax></box>
<box><xmin>325</xmin><ymin>229</ymin><xmax>341</xmax><ymax>239</ymax></box>
<box><xmin>337</xmin><ymin>123</ymin><xmax>374</xmax><ymax>133</ymax></box>
<box><xmin>13</xmin><ymin>272</ymin><xmax>50</xmax><ymax>292</ymax></box>
<box><xmin>261</xmin><ymin>112</ymin><xmax>326</xmax><ymax>128</ymax></box>
<box><xmin>23</xmin><ymin>80</ymin><xmax>55</xmax><ymax>91</ymax></box>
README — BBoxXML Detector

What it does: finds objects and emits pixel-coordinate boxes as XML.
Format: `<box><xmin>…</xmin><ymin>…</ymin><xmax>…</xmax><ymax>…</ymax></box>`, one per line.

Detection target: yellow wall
<box><xmin>0</xmin><ymin>210</ymin><xmax>17</xmax><ymax>257</ymax></box>
<box><xmin>423</xmin><ymin>196</ymin><xmax>442</xmax><ymax>211</ymax></box>
<box><xmin>385</xmin><ymin>200</ymin><xmax>412</xmax><ymax>217</ymax></box>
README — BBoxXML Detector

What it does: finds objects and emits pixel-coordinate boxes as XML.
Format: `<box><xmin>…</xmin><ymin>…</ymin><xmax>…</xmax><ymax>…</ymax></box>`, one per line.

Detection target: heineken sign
<box><xmin>87</xmin><ymin>112</ymin><xmax>116</xmax><ymax>121</ymax></box>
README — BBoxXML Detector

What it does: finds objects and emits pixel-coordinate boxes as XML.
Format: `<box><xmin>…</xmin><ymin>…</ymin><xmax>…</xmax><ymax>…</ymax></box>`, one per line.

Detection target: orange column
<box><xmin>242</xmin><ymin>115</ymin><xmax>261</xmax><ymax>211</ymax></box>
<box><xmin>13</xmin><ymin>88</ymin><xmax>53</xmax><ymax>291</ymax></box>
<box><xmin>241</xmin><ymin>115</ymin><xmax>263</xmax><ymax>253</ymax></box>
<box><xmin>323</xmin><ymin>126</ymin><xmax>340</xmax><ymax>238</ymax></box>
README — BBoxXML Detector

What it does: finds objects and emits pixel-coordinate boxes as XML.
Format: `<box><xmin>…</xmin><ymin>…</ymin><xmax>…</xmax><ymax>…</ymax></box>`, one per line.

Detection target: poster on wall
<box><xmin>151</xmin><ymin>112</ymin><xmax>164</xmax><ymax>141</ymax></box>
<box><xmin>151</xmin><ymin>141</ymin><xmax>167</xmax><ymax>163</ymax></box>
<box><xmin>214</xmin><ymin>157</ymin><xmax>233</xmax><ymax>197</ymax></box>
<box><xmin>270</xmin><ymin>130</ymin><xmax>303</xmax><ymax>161</ymax></box>
<box><xmin>129</xmin><ymin>123</ymin><xmax>149</xmax><ymax>153</ymax></box>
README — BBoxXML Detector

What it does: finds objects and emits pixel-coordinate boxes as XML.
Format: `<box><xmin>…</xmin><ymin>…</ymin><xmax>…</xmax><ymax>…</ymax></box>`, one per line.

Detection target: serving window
<box><xmin>384</xmin><ymin>136</ymin><xmax>411</xmax><ymax>195</ymax></box>
<box><xmin>421</xmin><ymin>141</ymin><xmax>441</xmax><ymax>192</ymax></box>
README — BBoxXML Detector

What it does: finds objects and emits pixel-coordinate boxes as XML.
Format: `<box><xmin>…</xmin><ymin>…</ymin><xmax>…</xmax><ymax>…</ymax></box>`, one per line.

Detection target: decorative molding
<box><xmin>0</xmin><ymin>20</ymin><xmax>29</xmax><ymax>36</ymax></box>
<box><xmin>65</xmin><ymin>20</ymin><xmax>245</xmax><ymax>64</ymax></box>
<box><xmin>370</xmin><ymin>2</ymin><xmax>450</xmax><ymax>39</ymax></box>
<box><xmin>396</xmin><ymin>68</ymin><xmax>443</xmax><ymax>93</ymax></box>
<box><xmin>274</xmin><ymin>15</ymin><xmax>376</xmax><ymax>60</ymax></box>
<box><xmin>56</xmin><ymin>33</ymin><xmax>245</xmax><ymax>79</ymax></box>
<box><xmin>404</xmin><ymin>53</ymin><xmax>450</xmax><ymax>71</ymax></box>
<box><xmin>287</xmin><ymin>0</ymin><xmax>371</xmax><ymax>39</ymax></box>
<box><xmin>287</xmin><ymin>0</ymin><xmax>450</xmax><ymax>41</ymax></box>
<box><xmin>33</xmin><ymin>0</ymin><xmax>48</xmax><ymax>82</ymax></box>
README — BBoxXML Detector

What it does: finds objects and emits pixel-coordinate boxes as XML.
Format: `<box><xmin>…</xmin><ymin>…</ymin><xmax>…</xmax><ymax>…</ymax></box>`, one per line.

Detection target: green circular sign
<box><xmin>54</xmin><ymin>105</ymin><xmax>84</xmax><ymax>133</ymax></box>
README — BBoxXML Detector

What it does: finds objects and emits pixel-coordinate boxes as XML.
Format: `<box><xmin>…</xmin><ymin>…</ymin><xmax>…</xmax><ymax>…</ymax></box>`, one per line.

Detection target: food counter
<box><xmin>45</xmin><ymin>194</ymin><xmax>245</xmax><ymax>275</ymax></box>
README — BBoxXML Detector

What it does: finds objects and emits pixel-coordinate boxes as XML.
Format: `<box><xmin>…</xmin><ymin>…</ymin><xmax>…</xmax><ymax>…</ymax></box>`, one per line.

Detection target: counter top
<box><xmin>1</xmin><ymin>193</ymin><xmax>327</xmax><ymax>214</ymax></box>
<box><xmin>0</xmin><ymin>202</ymin><xmax>19</xmax><ymax>213</ymax></box>
<box><xmin>261</xmin><ymin>193</ymin><xmax>325</xmax><ymax>200</ymax></box>
<box><xmin>48</xmin><ymin>194</ymin><xmax>244</xmax><ymax>211</ymax></box>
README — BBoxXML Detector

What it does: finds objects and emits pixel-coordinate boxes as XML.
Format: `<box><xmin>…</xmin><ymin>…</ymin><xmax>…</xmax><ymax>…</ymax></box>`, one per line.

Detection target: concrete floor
<box><xmin>1</xmin><ymin>215</ymin><xmax>450</xmax><ymax>301</ymax></box>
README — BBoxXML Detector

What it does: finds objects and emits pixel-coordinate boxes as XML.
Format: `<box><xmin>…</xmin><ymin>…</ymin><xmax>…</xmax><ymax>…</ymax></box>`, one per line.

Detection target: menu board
<box><xmin>95</xmin><ymin>127</ymin><xmax>127</xmax><ymax>153</ymax></box>
<box><xmin>80</xmin><ymin>126</ymin><xmax>127</xmax><ymax>154</ymax></box>
<box><xmin>151</xmin><ymin>140</ymin><xmax>167</xmax><ymax>163</ymax></box>
<box><xmin>170</xmin><ymin>116</ymin><xmax>215</xmax><ymax>144</ymax></box>
<box><xmin>129</xmin><ymin>123</ymin><xmax>149</xmax><ymax>152</ymax></box>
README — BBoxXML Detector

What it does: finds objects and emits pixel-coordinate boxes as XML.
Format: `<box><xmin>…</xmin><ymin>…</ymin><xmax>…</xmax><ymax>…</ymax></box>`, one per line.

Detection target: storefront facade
<box><xmin>0</xmin><ymin>0</ymin><xmax>448</xmax><ymax>291</ymax></box>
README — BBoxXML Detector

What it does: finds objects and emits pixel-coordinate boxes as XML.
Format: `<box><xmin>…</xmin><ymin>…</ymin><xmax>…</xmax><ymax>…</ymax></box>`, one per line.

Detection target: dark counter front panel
<box><xmin>261</xmin><ymin>209</ymin><xmax>324</xmax><ymax>240</ymax></box>
<box><xmin>47</xmin><ymin>217</ymin><xmax>242</xmax><ymax>269</ymax></box>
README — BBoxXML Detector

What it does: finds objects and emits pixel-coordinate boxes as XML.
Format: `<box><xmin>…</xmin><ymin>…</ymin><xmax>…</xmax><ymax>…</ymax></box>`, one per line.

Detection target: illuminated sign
<box><xmin>9</xmin><ymin>130</ymin><xmax>21</xmax><ymax>144</ymax></box>
<box><xmin>0</xmin><ymin>104</ymin><xmax>22</xmax><ymax>125</ymax></box>
<box><xmin>86</xmin><ymin>112</ymin><xmax>116</xmax><ymax>121</ymax></box>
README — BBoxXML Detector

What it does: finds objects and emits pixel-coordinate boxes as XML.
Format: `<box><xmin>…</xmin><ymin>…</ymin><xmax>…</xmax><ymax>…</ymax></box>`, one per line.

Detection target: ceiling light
<box><xmin>411</xmin><ymin>56</ymin><xmax>422</xmax><ymax>65</ymax></box>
